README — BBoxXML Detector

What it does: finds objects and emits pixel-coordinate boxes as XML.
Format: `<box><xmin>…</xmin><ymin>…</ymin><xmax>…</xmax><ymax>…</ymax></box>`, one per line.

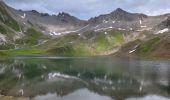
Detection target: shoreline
<box><xmin>0</xmin><ymin>95</ymin><xmax>30</xmax><ymax>100</ymax></box>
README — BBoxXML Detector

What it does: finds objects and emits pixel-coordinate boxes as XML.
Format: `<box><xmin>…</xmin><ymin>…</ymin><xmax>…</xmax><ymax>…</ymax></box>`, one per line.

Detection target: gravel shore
<box><xmin>0</xmin><ymin>95</ymin><xmax>30</xmax><ymax>100</ymax></box>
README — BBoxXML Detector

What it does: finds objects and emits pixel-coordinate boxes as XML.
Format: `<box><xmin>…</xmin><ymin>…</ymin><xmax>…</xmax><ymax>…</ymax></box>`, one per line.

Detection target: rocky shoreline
<box><xmin>0</xmin><ymin>95</ymin><xmax>30</xmax><ymax>100</ymax></box>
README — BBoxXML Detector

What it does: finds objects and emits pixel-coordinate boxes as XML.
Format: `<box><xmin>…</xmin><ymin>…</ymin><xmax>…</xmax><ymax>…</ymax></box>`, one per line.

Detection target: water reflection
<box><xmin>0</xmin><ymin>56</ymin><xmax>169</xmax><ymax>100</ymax></box>
<box><xmin>33</xmin><ymin>89</ymin><xmax>112</xmax><ymax>100</ymax></box>
<box><xmin>126</xmin><ymin>95</ymin><xmax>170</xmax><ymax>100</ymax></box>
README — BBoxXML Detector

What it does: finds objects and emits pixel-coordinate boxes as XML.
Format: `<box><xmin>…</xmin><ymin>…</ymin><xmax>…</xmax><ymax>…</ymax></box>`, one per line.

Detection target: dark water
<box><xmin>0</xmin><ymin>56</ymin><xmax>170</xmax><ymax>100</ymax></box>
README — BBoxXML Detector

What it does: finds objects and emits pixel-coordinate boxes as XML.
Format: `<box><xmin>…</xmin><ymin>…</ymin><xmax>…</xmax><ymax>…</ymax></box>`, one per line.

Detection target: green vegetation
<box><xmin>24</xmin><ymin>28</ymin><xmax>44</xmax><ymax>45</ymax></box>
<box><xmin>0</xmin><ymin>43</ymin><xmax>15</xmax><ymax>50</ymax></box>
<box><xmin>5</xmin><ymin>46</ymin><xmax>46</xmax><ymax>56</ymax></box>
<box><xmin>137</xmin><ymin>36</ymin><xmax>161</xmax><ymax>55</ymax></box>
<box><xmin>95</xmin><ymin>31</ymin><xmax>124</xmax><ymax>51</ymax></box>
<box><xmin>0</xmin><ymin>23</ymin><xmax>17</xmax><ymax>40</ymax></box>
<box><xmin>0</xmin><ymin>29</ymin><xmax>126</xmax><ymax>57</ymax></box>
<box><xmin>0</xmin><ymin>4</ymin><xmax>20</xmax><ymax>31</ymax></box>
<box><xmin>47</xmin><ymin>30</ymin><xmax>125</xmax><ymax>56</ymax></box>
<box><xmin>0</xmin><ymin>24</ymin><xmax>7</xmax><ymax>34</ymax></box>
<box><xmin>15</xmin><ymin>28</ymin><xmax>49</xmax><ymax>46</ymax></box>
<box><xmin>48</xmin><ymin>44</ymin><xmax>75</xmax><ymax>56</ymax></box>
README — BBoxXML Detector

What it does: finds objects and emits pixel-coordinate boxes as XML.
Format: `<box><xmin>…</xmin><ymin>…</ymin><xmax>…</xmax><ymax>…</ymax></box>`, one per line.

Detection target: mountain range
<box><xmin>0</xmin><ymin>1</ymin><xmax>170</xmax><ymax>58</ymax></box>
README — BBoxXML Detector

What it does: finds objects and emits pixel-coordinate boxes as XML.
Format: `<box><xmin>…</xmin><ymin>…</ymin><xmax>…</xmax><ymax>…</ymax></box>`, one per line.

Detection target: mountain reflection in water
<box><xmin>0</xmin><ymin>56</ymin><xmax>169</xmax><ymax>100</ymax></box>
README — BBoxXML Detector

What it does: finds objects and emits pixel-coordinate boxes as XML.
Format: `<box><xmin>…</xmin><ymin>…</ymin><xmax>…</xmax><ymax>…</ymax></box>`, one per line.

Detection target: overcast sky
<box><xmin>3</xmin><ymin>0</ymin><xmax>170</xmax><ymax>20</ymax></box>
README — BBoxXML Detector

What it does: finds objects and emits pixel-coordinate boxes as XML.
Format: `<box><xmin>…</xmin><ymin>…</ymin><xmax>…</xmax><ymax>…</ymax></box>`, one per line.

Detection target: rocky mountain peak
<box><xmin>113</xmin><ymin>8</ymin><xmax>127</xmax><ymax>14</ymax></box>
<box><xmin>110</xmin><ymin>8</ymin><xmax>147</xmax><ymax>21</ymax></box>
<box><xmin>56</xmin><ymin>12</ymin><xmax>77</xmax><ymax>21</ymax></box>
<box><xmin>57</xmin><ymin>12</ymin><xmax>70</xmax><ymax>17</ymax></box>
<box><xmin>31</xmin><ymin>10</ymin><xmax>39</xmax><ymax>14</ymax></box>
<box><xmin>55</xmin><ymin>12</ymin><xmax>83</xmax><ymax>24</ymax></box>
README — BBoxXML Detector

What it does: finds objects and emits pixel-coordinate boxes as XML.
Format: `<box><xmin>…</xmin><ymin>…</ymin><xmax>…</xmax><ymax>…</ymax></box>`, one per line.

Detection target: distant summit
<box><xmin>88</xmin><ymin>8</ymin><xmax>148</xmax><ymax>25</ymax></box>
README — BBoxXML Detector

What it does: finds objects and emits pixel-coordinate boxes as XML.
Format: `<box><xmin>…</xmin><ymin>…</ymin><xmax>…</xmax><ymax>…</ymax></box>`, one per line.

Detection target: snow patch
<box><xmin>103</xmin><ymin>20</ymin><xmax>108</xmax><ymax>23</ymax></box>
<box><xmin>109</xmin><ymin>26</ymin><xmax>114</xmax><ymax>29</ymax></box>
<box><xmin>21</xmin><ymin>13</ymin><xmax>26</xmax><ymax>19</ymax></box>
<box><xmin>94</xmin><ymin>26</ymin><xmax>114</xmax><ymax>32</ymax></box>
<box><xmin>50</xmin><ymin>24</ymin><xmax>90</xmax><ymax>36</ymax></box>
<box><xmin>141</xmin><ymin>26</ymin><xmax>147</xmax><ymax>28</ymax></box>
<box><xmin>129</xmin><ymin>49</ymin><xmax>136</xmax><ymax>53</ymax></box>
<box><xmin>104</xmin><ymin>32</ymin><xmax>108</xmax><ymax>35</ymax></box>
<box><xmin>94</xmin><ymin>25</ymin><xmax>99</xmax><ymax>29</ymax></box>
<box><xmin>129</xmin><ymin>44</ymin><xmax>139</xmax><ymax>53</ymax></box>
<box><xmin>49</xmin><ymin>32</ymin><xmax>61</xmax><ymax>36</ymax></box>
<box><xmin>156</xmin><ymin>28</ymin><xmax>169</xmax><ymax>34</ymax></box>
<box><xmin>139</xmin><ymin>20</ymin><xmax>142</xmax><ymax>25</ymax></box>
<box><xmin>118</xmin><ymin>28</ymin><xmax>126</xmax><ymax>30</ymax></box>
<box><xmin>137</xmin><ymin>29</ymin><xmax>145</xmax><ymax>32</ymax></box>
<box><xmin>62</xmin><ymin>31</ymin><xmax>77</xmax><ymax>34</ymax></box>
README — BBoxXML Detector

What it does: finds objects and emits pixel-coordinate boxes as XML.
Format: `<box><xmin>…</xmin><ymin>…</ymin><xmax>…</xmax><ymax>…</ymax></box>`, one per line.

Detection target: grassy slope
<box><xmin>0</xmin><ymin>3</ymin><xmax>20</xmax><ymax>31</ymax></box>
<box><xmin>0</xmin><ymin>3</ymin><xmax>51</xmax><ymax>57</ymax></box>
<box><xmin>118</xmin><ymin>33</ymin><xmax>170</xmax><ymax>59</ymax></box>
<box><xmin>0</xmin><ymin>30</ymin><xmax>125</xmax><ymax>57</ymax></box>
<box><xmin>0</xmin><ymin>27</ymin><xmax>50</xmax><ymax>58</ymax></box>
<box><xmin>0</xmin><ymin>3</ymin><xmax>22</xmax><ymax>50</ymax></box>
<box><xmin>136</xmin><ymin>36</ymin><xmax>161</xmax><ymax>55</ymax></box>
<box><xmin>1</xmin><ymin>30</ymin><xmax>170</xmax><ymax>59</ymax></box>
<box><xmin>15</xmin><ymin>28</ymin><xmax>50</xmax><ymax>46</ymax></box>
<box><xmin>47</xmin><ymin>30</ymin><xmax>125</xmax><ymax>56</ymax></box>
<box><xmin>0</xmin><ymin>23</ymin><xmax>21</xmax><ymax>50</ymax></box>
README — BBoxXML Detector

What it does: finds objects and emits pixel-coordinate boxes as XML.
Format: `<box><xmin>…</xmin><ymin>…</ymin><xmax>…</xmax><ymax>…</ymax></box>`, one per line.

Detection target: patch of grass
<box><xmin>109</xmin><ymin>31</ymin><xmax>124</xmax><ymax>43</ymax></box>
<box><xmin>0</xmin><ymin>24</ymin><xmax>7</xmax><ymax>34</ymax></box>
<box><xmin>0</xmin><ymin>24</ymin><xmax>16</xmax><ymax>40</ymax></box>
<box><xmin>47</xmin><ymin>30</ymin><xmax>125</xmax><ymax>56</ymax></box>
<box><xmin>137</xmin><ymin>36</ymin><xmax>161</xmax><ymax>54</ymax></box>
<box><xmin>94</xmin><ymin>30</ymin><xmax>124</xmax><ymax>51</ymax></box>
<box><xmin>0</xmin><ymin>43</ymin><xmax>15</xmax><ymax>50</ymax></box>
<box><xmin>0</xmin><ymin>4</ymin><xmax>20</xmax><ymax>31</ymax></box>
<box><xmin>0</xmin><ymin>51</ymin><xmax>8</xmax><ymax>57</ymax></box>
<box><xmin>48</xmin><ymin>44</ymin><xmax>75</xmax><ymax>56</ymax></box>
<box><xmin>17</xmin><ymin>28</ymin><xmax>48</xmax><ymax>46</ymax></box>
<box><xmin>7</xmin><ymin>46</ymin><xmax>46</xmax><ymax>56</ymax></box>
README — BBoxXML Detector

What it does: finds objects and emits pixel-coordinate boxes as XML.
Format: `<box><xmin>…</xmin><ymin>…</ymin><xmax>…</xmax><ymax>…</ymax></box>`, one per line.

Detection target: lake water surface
<box><xmin>0</xmin><ymin>56</ymin><xmax>169</xmax><ymax>100</ymax></box>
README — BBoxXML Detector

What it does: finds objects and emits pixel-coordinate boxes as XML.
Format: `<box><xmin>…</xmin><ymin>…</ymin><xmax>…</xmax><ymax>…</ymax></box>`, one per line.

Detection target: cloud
<box><xmin>3</xmin><ymin>0</ymin><xmax>170</xmax><ymax>20</ymax></box>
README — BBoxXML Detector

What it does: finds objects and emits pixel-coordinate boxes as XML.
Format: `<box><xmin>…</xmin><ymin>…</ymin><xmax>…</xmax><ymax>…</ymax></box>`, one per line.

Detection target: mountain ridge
<box><xmin>0</xmin><ymin>1</ymin><xmax>170</xmax><ymax>58</ymax></box>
